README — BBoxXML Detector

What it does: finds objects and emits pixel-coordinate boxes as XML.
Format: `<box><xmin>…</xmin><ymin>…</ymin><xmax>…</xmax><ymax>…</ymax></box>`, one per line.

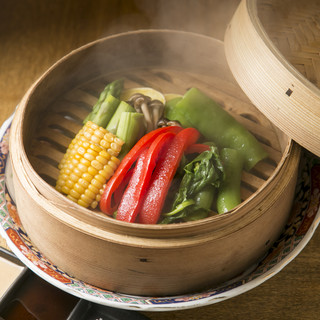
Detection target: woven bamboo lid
<box><xmin>225</xmin><ymin>0</ymin><xmax>320</xmax><ymax>156</ymax></box>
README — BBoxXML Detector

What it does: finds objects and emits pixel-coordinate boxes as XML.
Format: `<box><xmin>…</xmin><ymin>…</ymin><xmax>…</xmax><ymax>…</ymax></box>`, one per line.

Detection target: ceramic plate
<box><xmin>0</xmin><ymin>114</ymin><xmax>320</xmax><ymax>312</ymax></box>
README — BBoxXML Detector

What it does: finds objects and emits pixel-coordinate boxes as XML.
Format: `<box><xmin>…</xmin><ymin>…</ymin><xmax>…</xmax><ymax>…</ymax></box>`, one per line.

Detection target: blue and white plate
<box><xmin>0</xmin><ymin>114</ymin><xmax>319</xmax><ymax>312</ymax></box>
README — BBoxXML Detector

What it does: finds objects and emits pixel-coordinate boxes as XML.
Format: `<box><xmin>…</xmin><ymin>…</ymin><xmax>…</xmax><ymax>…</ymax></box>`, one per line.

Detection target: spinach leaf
<box><xmin>161</xmin><ymin>146</ymin><xmax>224</xmax><ymax>223</ymax></box>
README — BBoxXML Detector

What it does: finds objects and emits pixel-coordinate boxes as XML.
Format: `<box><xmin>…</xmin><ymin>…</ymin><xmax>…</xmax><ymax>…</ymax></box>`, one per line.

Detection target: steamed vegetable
<box><xmin>56</xmin><ymin>79</ymin><xmax>126</xmax><ymax>208</ymax></box>
<box><xmin>116</xmin><ymin>112</ymin><xmax>145</xmax><ymax>158</ymax></box>
<box><xmin>56</xmin><ymin>121</ymin><xmax>123</xmax><ymax>208</ymax></box>
<box><xmin>138</xmin><ymin>127</ymin><xmax>200</xmax><ymax>224</ymax></box>
<box><xmin>106</xmin><ymin>101</ymin><xmax>135</xmax><ymax>134</ymax></box>
<box><xmin>84</xmin><ymin>78</ymin><xmax>123</xmax><ymax>126</ymax></box>
<box><xmin>55</xmin><ymin>78</ymin><xmax>268</xmax><ymax>224</ymax></box>
<box><xmin>115</xmin><ymin>131</ymin><xmax>175</xmax><ymax>222</ymax></box>
<box><xmin>216</xmin><ymin>148</ymin><xmax>244</xmax><ymax>214</ymax></box>
<box><xmin>165</xmin><ymin>87</ymin><xmax>267</xmax><ymax>171</ymax></box>
<box><xmin>99</xmin><ymin>126</ymin><xmax>183</xmax><ymax>215</ymax></box>
<box><xmin>161</xmin><ymin>145</ymin><xmax>224</xmax><ymax>223</ymax></box>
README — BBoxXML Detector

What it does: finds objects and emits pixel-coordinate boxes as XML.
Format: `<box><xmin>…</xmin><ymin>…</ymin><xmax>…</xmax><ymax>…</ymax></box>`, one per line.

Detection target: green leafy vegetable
<box><xmin>161</xmin><ymin>146</ymin><xmax>224</xmax><ymax>223</ymax></box>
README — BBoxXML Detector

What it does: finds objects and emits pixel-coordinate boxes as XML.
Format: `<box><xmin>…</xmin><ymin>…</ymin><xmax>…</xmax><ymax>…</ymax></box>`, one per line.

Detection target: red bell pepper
<box><xmin>100</xmin><ymin>126</ymin><xmax>182</xmax><ymax>215</ymax></box>
<box><xmin>116</xmin><ymin>132</ymin><xmax>175</xmax><ymax>222</ymax></box>
<box><xmin>139</xmin><ymin>127</ymin><xmax>200</xmax><ymax>224</ymax></box>
<box><xmin>185</xmin><ymin>143</ymin><xmax>211</xmax><ymax>154</ymax></box>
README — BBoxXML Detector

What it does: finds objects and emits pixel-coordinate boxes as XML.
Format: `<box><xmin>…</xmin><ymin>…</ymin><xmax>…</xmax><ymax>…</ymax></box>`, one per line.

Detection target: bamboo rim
<box><xmin>224</xmin><ymin>0</ymin><xmax>320</xmax><ymax>157</ymax></box>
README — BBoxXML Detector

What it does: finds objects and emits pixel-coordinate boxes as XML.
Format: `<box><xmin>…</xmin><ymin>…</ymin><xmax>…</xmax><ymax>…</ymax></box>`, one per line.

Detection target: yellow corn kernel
<box><xmin>108</xmin><ymin>158</ymin><xmax>119</xmax><ymax>171</ymax></box>
<box><xmin>82</xmin><ymin>172</ymin><xmax>94</xmax><ymax>183</ymax></box>
<box><xmin>99</xmin><ymin>166</ymin><xmax>113</xmax><ymax>180</ymax></box>
<box><xmin>80</xmin><ymin>158</ymin><xmax>91</xmax><ymax>167</ymax></box>
<box><xmin>84</xmin><ymin>153</ymin><xmax>95</xmax><ymax>162</ymax></box>
<box><xmin>84</xmin><ymin>188</ymin><xmax>96</xmax><ymax>200</ymax></box>
<box><xmin>70</xmin><ymin>173</ymin><xmax>80</xmax><ymax>182</ymax></box>
<box><xmin>86</xmin><ymin>149</ymin><xmax>99</xmax><ymax>159</ymax></box>
<box><xmin>100</xmin><ymin>140</ymin><xmax>111</xmax><ymax>149</ymax></box>
<box><xmin>94</xmin><ymin>174</ymin><xmax>105</xmax><ymax>184</ymax></box>
<box><xmin>90</xmin><ymin>143</ymin><xmax>102</xmax><ymax>153</ymax></box>
<box><xmin>88</xmin><ymin>183</ymin><xmax>99</xmax><ymax>195</ymax></box>
<box><xmin>111</xmin><ymin>142</ymin><xmax>122</xmax><ymax>153</ymax></box>
<box><xmin>56</xmin><ymin>120</ymin><xmax>123</xmax><ymax>209</ymax></box>
<box><xmin>73</xmin><ymin>168</ymin><xmax>83</xmax><ymax>177</ymax></box>
<box><xmin>99</xmin><ymin>149</ymin><xmax>111</xmax><ymax>160</ymax></box>
<box><xmin>67</xmin><ymin>194</ymin><xmax>78</xmax><ymax>203</ymax></box>
<box><xmin>106</xmin><ymin>148</ymin><xmax>118</xmax><ymax>157</ymax></box>
<box><xmin>91</xmin><ymin>135</ymin><xmax>100</xmax><ymax>144</ymax></box>
<box><xmin>69</xmin><ymin>189</ymin><xmax>81</xmax><ymax>199</ymax></box>
<box><xmin>65</xmin><ymin>180</ymin><xmax>75</xmax><ymax>189</ymax></box>
<box><xmin>88</xmin><ymin>166</ymin><xmax>98</xmax><ymax>176</ymax></box>
<box><xmin>103</xmin><ymin>132</ymin><xmax>115</xmax><ymax>143</ymax></box>
<box><xmin>91</xmin><ymin>159</ymin><xmax>103</xmax><ymax>171</ymax></box>
<box><xmin>96</xmin><ymin>155</ymin><xmax>109</xmax><ymax>166</ymax></box>
<box><xmin>56</xmin><ymin>179</ymin><xmax>65</xmax><ymax>187</ymax></box>
<box><xmin>78</xmin><ymin>198</ymin><xmax>90</xmax><ymax>208</ymax></box>
<box><xmin>91</xmin><ymin>178</ymin><xmax>103</xmax><ymax>190</ymax></box>
<box><xmin>78</xmin><ymin>178</ymin><xmax>90</xmax><ymax>189</ymax></box>
<box><xmin>61</xmin><ymin>185</ymin><xmax>70</xmax><ymax>194</ymax></box>
<box><xmin>90</xmin><ymin>200</ymin><xmax>98</xmax><ymax>209</ymax></box>
<box><xmin>73</xmin><ymin>183</ymin><xmax>85</xmax><ymax>195</ymax></box>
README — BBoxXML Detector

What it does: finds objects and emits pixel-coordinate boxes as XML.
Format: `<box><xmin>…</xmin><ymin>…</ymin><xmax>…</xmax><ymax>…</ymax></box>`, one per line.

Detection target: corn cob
<box><xmin>56</xmin><ymin>121</ymin><xmax>124</xmax><ymax>209</ymax></box>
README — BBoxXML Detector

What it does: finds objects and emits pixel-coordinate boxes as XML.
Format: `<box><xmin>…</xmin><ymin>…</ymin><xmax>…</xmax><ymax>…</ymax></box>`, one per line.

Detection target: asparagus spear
<box><xmin>84</xmin><ymin>78</ymin><xmax>124</xmax><ymax>126</ymax></box>
<box><xmin>116</xmin><ymin>111</ymin><xmax>145</xmax><ymax>158</ymax></box>
<box><xmin>106</xmin><ymin>101</ymin><xmax>135</xmax><ymax>134</ymax></box>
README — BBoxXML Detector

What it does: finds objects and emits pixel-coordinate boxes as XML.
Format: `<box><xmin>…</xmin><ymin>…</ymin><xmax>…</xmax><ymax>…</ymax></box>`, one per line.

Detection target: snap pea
<box><xmin>165</xmin><ymin>88</ymin><xmax>267</xmax><ymax>171</ymax></box>
<box><xmin>216</xmin><ymin>148</ymin><xmax>243</xmax><ymax>214</ymax></box>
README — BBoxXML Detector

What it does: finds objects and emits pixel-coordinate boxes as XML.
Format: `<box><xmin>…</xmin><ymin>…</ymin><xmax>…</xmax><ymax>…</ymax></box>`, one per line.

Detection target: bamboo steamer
<box><xmin>225</xmin><ymin>0</ymin><xmax>320</xmax><ymax>157</ymax></box>
<box><xmin>9</xmin><ymin>28</ymin><xmax>301</xmax><ymax>297</ymax></box>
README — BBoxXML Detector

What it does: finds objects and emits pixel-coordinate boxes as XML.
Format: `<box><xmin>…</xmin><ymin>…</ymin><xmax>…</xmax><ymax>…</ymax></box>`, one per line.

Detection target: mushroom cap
<box><xmin>120</xmin><ymin>87</ymin><xmax>166</xmax><ymax>104</ymax></box>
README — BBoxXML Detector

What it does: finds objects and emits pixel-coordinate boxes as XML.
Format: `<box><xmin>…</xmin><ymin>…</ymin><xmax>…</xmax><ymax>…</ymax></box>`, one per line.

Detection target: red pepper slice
<box><xmin>112</xmin><ymin>168</ymin><xmax>133</xmax><ymax>208</ymax></box>
<box><xmin>116</xmin><ymin>132</ymin><xmax>175</xmax><ymax>222</ymax></box>
<box><xmin>100</xmin><ymin>126</ymin><xmax>182</xmax><ymax>215</ymax></box>
<box><xmin>185</xmin><ymin>143</ymin><xmax>211</xmax><ymax>154</ymax></box>
<box><xmin>139</xmin><ymin>127</ymin><xmax>200</xmax><ymax>224</ymax></box>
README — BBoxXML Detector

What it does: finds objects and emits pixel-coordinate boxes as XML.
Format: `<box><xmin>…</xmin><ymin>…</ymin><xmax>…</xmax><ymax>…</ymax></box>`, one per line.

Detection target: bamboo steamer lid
<box><xmin>225</xmin><ymin>0</ymin><xmax>320</xmax><ymax>157</ymax></box>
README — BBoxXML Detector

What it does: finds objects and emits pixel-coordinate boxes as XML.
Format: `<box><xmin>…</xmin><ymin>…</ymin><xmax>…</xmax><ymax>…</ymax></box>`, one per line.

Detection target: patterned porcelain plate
<box><xmin>0</xmin><ymin>114</ymin><xmax>320</xmax><ymax>312</ymax></box>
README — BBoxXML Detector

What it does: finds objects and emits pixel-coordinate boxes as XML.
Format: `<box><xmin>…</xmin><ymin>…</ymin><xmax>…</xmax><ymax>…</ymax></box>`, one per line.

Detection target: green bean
<box><xmin>216</xmin><ymin>148</ymin><xmax>243</xmax><ymax>214</ymax></box>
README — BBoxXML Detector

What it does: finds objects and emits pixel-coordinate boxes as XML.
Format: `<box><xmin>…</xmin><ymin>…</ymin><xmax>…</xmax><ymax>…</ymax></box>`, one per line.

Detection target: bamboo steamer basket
<box><xmin>225</xmin><ymin>0</ymin><xmax>320</xmax><ymax>157</ymax></box>
<box><xmin>9</xmin><ymin>27</ymin><xmax>301</xmax><ymax>297</ymax></box>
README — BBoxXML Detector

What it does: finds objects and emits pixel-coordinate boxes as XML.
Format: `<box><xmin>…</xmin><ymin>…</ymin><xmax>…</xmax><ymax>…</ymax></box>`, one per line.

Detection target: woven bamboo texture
<box><xmin>225</xmin><ymin>0</ymin><xmax>320</xmax><ymax>157</ymax></box>
<box><xmin>258</xmin><ymin>0</ymin><xmax>320</xmax><ymax>88</ymax></box>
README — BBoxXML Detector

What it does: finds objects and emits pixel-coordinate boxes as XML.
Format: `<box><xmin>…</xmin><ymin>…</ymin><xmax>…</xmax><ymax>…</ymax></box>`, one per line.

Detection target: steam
<box><xmin>101</xmin><ymin>0</ymin><xmax>240</xmax><ymax>41</ymax></box>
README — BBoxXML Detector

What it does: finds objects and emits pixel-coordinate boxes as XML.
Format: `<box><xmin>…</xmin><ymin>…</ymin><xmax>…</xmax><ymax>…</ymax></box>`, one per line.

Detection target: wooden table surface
<box><xmin>0</xmin><ymin>1</ymin><xmax>320</xmax><ymax>319</ymax></box>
